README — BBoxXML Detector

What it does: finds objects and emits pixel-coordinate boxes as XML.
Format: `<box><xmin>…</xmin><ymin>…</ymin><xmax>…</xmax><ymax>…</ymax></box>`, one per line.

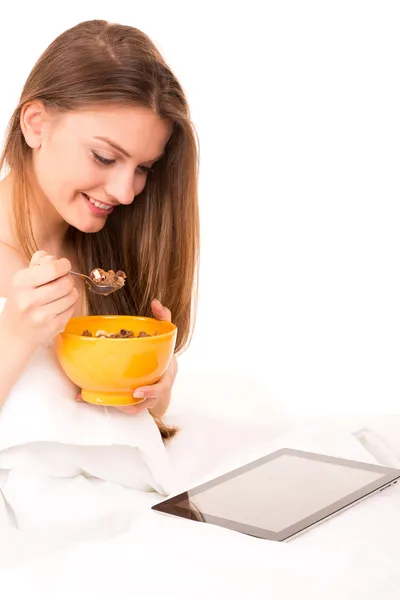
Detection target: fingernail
<box><xmin>44</xmin><ymin>255</ymin><xmax>55</xmax><ymax>261</ymax></box>
<box><xmin>134</xmin><ymin>390</ymin><xmax>145</xmax><ymax>398</ymax></box>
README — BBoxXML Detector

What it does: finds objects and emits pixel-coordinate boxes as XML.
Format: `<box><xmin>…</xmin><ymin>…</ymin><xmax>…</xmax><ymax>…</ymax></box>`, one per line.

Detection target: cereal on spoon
<box><xmin>90</xmin><ymin>268</ymin><xmax>127</xmax><ymax>290</ymax></box>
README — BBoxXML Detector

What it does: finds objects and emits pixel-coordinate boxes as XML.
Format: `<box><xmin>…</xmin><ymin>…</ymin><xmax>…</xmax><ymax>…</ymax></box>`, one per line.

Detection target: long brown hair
<box><xmin>0</xmin><ymin>20</ymin><xmax>200</xmax><ymax>439</ymax></box>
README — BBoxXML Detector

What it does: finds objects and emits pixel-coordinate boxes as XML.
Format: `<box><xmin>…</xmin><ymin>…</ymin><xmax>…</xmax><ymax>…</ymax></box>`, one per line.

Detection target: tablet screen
<box><xmin>177</xmin><ymin>454</ymin><xmax>382</xmax><ymax>532</ymax></box>
<box><xmin>153</xmin><ymin>449</ymin><xmax>400</xmax><ymax>540</ymax></box>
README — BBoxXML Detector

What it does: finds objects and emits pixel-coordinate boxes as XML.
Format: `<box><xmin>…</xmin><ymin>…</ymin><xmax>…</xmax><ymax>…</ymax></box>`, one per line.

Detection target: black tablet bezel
<box><xmin>152</xmin><ymin>448</ymin><xmax>400</xmax><ymax>541</ymax></box>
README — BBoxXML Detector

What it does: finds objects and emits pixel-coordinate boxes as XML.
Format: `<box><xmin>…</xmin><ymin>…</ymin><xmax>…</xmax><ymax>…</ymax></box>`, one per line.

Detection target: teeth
<box><xmin>87</xmin><ymin>196</ymin><xmax>111</xmax><ymax>210</ymax></box>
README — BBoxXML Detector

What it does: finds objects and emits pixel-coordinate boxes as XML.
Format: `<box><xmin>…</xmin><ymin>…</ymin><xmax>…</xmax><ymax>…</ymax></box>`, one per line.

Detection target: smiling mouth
<box><xmin>81</xmin><ymin>193</ymin><xmax>116</xmax><ymax>214</ymax></box>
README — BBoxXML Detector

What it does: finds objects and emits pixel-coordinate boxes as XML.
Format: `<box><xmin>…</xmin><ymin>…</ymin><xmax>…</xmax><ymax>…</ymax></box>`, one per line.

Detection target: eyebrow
<box><xmin>93</xmin><ymin>136</ymin><xmax>164</xmax><ymax>163</ymax></box>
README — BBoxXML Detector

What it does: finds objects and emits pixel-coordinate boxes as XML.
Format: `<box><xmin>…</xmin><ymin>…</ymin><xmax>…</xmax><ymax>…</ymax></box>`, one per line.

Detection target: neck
<box><xmin>30</xmin><ymin>201</ymin><xmax>70</xmax><ymax>257</ymax></box>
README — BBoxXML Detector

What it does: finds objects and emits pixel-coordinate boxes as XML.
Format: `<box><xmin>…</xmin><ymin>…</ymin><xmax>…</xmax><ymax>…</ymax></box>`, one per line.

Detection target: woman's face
<box><xmin>24</xmin><ymin>104</ymin><xmax>171</xmax><ymax>233</ymax></box>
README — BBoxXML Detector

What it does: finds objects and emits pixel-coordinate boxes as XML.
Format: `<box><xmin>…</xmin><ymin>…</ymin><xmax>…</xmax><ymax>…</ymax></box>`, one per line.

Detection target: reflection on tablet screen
<box><xmin>177</xmin><ymin>455</ymin><xmax>382</xmax><ymax>532</ymax></box>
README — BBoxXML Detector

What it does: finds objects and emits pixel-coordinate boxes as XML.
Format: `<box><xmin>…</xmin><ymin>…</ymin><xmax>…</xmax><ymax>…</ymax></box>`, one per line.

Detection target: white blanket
<box><xmin>1</xmin><ymin>293</ymin><xmax>400</xmax><ymax>598</ymax></box>
<box><xmin>1</xmin><ymin>423</ymin><xmax>400</xmax><ymax>599</ymax></box>
<box><xmin>0</xmin><ymin>296</ymin><xmax>178</xmax><ymax>543</ymax></box>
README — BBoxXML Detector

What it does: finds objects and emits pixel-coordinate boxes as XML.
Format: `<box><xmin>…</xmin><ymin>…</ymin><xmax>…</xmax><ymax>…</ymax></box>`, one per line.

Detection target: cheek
<box><xmin>34</xmin><ymin>152</ymin><xmax>65</xmax><ymax>200</ymax></box>
<box><xmin>68</xmin><ymin>162</ymin><xmax>101</xmax><ymax>194</ymax></box>
<box><xmin>60</xmin><ymin>149</ymin><xmax>99</xmax><ymax>190</ymax></box>
<box><xmin>134</xmin><ymin>176</ymin><xmax>148</xmax><ymax>197</ymax></box>
<box><xmin>37</xmin><ymin>146</ymin><xmax>101</xmax><ymax>199</ymax></box>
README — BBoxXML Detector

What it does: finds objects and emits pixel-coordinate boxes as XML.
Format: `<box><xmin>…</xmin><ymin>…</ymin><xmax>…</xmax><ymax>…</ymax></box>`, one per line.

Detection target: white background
<box><xmin>1</xmin><ymin>1</ymin><xmax>399</xmax><ymax>419</ymax></box>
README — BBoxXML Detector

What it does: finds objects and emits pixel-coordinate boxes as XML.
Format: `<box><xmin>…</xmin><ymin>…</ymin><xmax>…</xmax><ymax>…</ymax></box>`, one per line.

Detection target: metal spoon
<box><xmin>69</xmin><ymin>271</ymin><xmax>122</xmax><ymax>296</ymax></box>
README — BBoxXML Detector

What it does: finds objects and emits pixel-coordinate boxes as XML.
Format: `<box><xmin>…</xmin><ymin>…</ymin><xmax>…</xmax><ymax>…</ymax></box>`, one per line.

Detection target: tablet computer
<box><xmin>152</xmin><ymin>448</ymin><xmax>400</xmax><ymax>541</ymax></box>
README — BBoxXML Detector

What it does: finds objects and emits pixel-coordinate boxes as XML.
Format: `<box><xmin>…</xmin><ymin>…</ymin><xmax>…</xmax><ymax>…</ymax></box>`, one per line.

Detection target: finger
<box><xmin>52</xmin><ymin>301</ymin><xmax>77</xmax><ymax>334</ymax></box>
<box><xmin>20</xmin><ymin>284</ymin><xmax>79</xmax><ymax>319</ymax></box>
<box><xmin>75</xmin><ymin>392</ymin><xmax>82</xmax><ymax>402</ymax></box>
<box><xmin>48</xmin><ymin>288</ymin><xmax>79</xmax><ymax>317</ymax></box>
<box><xmin>30</xmin><ymin>250</ymin><xmax>49</xmax><ymax>266</ymax></box>
<box><xmin>28</xmin><ymin>291</ymin><xmax>78</xmax><ymax>333</ymax></box>
<box><xmin>134</xmin><ymin>362</ymin><xmax>176</xmax><ymax>399</ymax></box>
<box><xmin>24</xmin><ymin>274</ymin><xmax>75</xmax><ymax>307</ymax></box>
<box><xmin>16</xmin><ymin>258</ymin><xmax>72</xmax><ymax>289</ymax></box>
<box><xmin>151</xmin><ymin>299</ymin><xmax>171</xmax><ymax>322</ymax></box>
<box><xmin>117</xmin><ymin>398</ymin><xmax>158</xmax><ymax>415</ymax></box>
<box><xmin>169</xmin><ymin>356</ymin><xmax>178</xmax><ymax>381</ymax></box>
<box><xmin>133</xmin><ymin>382</ymin><xmax>166</xmax><ymax>400</ymax></box>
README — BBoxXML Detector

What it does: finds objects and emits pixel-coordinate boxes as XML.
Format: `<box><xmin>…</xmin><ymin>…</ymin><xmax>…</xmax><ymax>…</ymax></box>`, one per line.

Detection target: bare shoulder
<box><xmin>0</xmin><ymin>242</ymin><xmax>28</xmax><ymax>297</ymax></box>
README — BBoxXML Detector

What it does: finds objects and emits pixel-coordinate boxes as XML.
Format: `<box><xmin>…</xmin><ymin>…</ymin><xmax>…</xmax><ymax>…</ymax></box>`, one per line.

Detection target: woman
<box><xmin>0</xmin><ymin>19</ymin><xmax>199</xmax><ymax>439</ymax></box>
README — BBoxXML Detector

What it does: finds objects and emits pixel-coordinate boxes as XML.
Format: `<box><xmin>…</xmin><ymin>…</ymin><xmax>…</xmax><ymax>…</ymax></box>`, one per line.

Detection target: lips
<box><xmin>81</xmin><ymin>193</ymin><xmax>116</xmax><ymax>216</ymax></box>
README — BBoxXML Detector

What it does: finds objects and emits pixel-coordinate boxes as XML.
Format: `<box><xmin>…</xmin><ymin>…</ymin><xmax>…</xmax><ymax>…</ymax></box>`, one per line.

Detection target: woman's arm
<box><xmin>0</xmin><ymin>246</ymin><xmax>78</xmax><ymax>407</ymax></box>
<box><xmin>0</xmin><ymin>320</ymin><xmax>35</xmax><ymax>407</ymax></box>
<box><xmin>0</xmin><ymin>244</ymin><xmax>35</xmax><ymax>407</ymax></box>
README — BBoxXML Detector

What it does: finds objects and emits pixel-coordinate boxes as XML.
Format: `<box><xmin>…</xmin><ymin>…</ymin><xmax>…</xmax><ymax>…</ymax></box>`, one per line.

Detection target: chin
<box><xmin>77</xmin><ymin>221</ymin><xmax>107</xmax><ymax>234</ymax></box>
<box><xmin>62</xmin><ymin>199</ymin><xmax>113</xmax><ymax>233</ymax></box>
<box><xmin>66</xmin><ymin>215</ymin><xmax>107</xmax><ymax>234</ymax></box>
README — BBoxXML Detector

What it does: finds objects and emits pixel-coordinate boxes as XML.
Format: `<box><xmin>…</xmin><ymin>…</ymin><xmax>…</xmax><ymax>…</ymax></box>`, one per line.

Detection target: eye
<box><xmin>92</xmin><ymin>151</ymin><xmax>116</xmax><ymax>166</ymax></box>
<box><xmin>137</xmin><ymin>165</ymin><xmax>154</xmax><ymax>175</ymax></box>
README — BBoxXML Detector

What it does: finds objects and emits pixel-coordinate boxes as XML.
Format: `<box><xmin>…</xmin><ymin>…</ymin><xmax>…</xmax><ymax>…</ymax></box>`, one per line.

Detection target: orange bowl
<box><xmin>55</xmin><ymin>315</ymin><xmax>177</xmax><ymax>406</ymax></box>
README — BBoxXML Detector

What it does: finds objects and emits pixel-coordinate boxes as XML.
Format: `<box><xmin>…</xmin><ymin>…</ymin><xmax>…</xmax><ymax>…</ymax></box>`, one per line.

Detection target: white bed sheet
<box><xmin>1</xmin><ymin>415</ymin><xmax>400</xmax><ymax>599</ymax></box>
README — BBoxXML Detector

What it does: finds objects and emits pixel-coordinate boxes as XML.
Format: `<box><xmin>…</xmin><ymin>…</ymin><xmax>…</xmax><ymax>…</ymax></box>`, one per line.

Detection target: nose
<box><xmin>105</xmin><ymin>170</ymin><xmax>135</xmax><ymax>206</ymax></box>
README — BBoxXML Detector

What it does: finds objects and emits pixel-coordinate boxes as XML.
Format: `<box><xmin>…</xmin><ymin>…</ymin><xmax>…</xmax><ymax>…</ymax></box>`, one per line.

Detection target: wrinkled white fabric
<box><xmin>1</xmin><ymin>426</ymin><xmax>400</xmax><ymax>600</ymax></box>
<box><xmin>0</xmin><ymin>297</ymin><xmax>175</xmax><ymax>539</ymax></box>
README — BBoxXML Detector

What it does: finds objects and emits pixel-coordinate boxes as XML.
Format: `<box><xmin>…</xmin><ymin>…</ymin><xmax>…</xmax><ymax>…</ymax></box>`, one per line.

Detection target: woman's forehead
<box><xmin>55</xmin><ymin>105</ymin><xmax>172</xmax><ymax>159</ymax></box>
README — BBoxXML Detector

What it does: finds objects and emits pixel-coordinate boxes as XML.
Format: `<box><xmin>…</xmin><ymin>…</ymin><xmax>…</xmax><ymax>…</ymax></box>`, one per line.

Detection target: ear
<box><xmin>20</xmin><ymin>101</ymin><xmax>48</xmax><ymax>149</ymax></box>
